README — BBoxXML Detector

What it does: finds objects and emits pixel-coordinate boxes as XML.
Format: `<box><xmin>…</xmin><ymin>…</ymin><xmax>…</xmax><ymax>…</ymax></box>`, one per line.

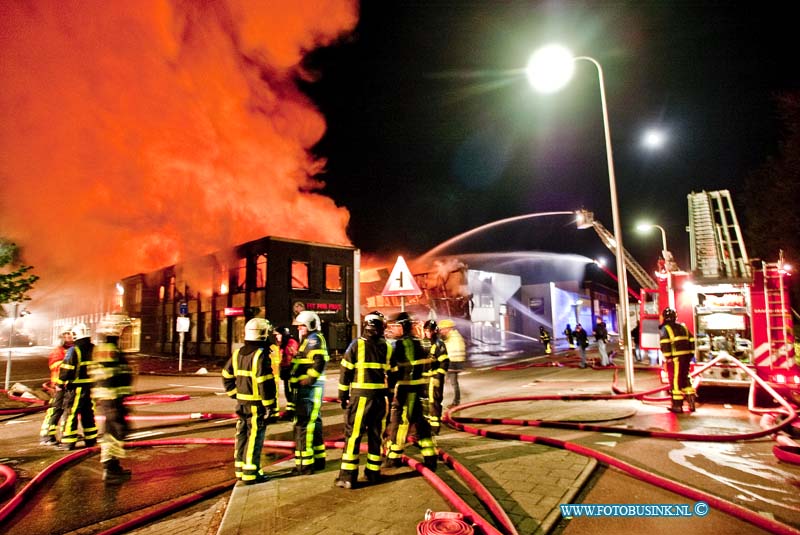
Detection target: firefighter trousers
<box><xmin>235</xmin><ymin>403</ymin><xmax>268</xmax><ymax>482</ymax></box>
<box><xmin>62</xmin><ymin>386</ymin><xmax>98</xmax><ymax>446</ymax></box>
<box><xmin>667</xmin><ymin>355</ymin><xmax>695</xmax><ymax>400</ymax></box>
<box><xmin>98</xmin><ymin>398</ymin><xmax>129</xmax><ymax>463</ymax></box>
<box><xmin>40</xmin><ymin>387</ymin><xmax>65</xmax><ymax>438</ymax></box>
<box><xmin>294</xmin><ymin>384</ymin><xmax>325</xmax><ymax>471</ymax></box>
<box><xmin>339</xmin><ymin>394</ymin><xmax>386</xmax><ymax>482</ymax></box>
<box><xmin>386</xmin><ymin>387</ymin><xmax>436</xmax><ymax>467</ymax></box>
<box><xmin>426</xmin><ymin>375</ymin><xmax>444</xmax><ymax>434</ymax></box>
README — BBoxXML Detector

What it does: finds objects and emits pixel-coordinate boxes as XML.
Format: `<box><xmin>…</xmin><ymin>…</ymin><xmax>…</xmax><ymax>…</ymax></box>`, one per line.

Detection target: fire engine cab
<box><xmin>639</xmin><ymin>190</ymin><xmax>800</xmax><ymax>401</ymax></box>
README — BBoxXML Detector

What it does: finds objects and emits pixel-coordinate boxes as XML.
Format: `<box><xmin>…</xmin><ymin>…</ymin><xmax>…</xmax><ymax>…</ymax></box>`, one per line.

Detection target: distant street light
<box><xmin>641</xmin><ymin>128</ymin><xmax>667</xmax><ymax>150</ymax></box>
<box><xmin>527</xmin><ymin>44</ymin><xmax>635</xmax><ymax>392</ymax></box>
<box><xmin>636</xmin><ymin>221</ymin><xmax>679</xmax><ymax>272</ymax></box>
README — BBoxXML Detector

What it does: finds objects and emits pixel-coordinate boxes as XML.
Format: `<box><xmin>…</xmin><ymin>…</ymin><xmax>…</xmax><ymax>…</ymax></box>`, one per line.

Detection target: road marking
<box><xmin>167</xmin><ymin>384</ymin><xmax>224</xmax><ymax>391</ymax></box>
<box><xmin>127</xmin><ymin>430</ymin><xmax>164</xmax><ymax>440</ymax></box>
<box><xmin>594</xmin><ymin>441</ymin><xmax>618</xmax><ymax>447</ymax></box>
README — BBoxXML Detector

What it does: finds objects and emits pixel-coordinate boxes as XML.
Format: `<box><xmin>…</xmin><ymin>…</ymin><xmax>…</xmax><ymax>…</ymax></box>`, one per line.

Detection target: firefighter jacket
<box><xmin>660</xmin><ymin>322</ymin><xmax>695</xmax><ymax>359</ymax></box>
<box><xmin>424</xmin><ymin>336</ymin><xmax>449</xmax><ymax>380</ymax></box>
<box><xmin>89</xmin><ymin>341</ymin><xmax>133</xmax><ymax>400</ymax></box>
<box><xmin>388</xmin><ymin>335</ymin><xmax>432</xmax><ymax>391</ymax></box>
<box><xmin>59</xmin><ymin>339</ymin><xmax>94</xmax><ymax>387</ymax></box>
<box><xmin>290</xmin><ymin>331</ymin><xmax>329</xmax><ymax>387</ymax></box>
<box><xmin>48</xmin><ymin>343</ymin><xmax>71</xmax><ymax>386</ymax></box>
<box><xmin>338</xmin><ymin>335</ymin><xmax>392</xmax><ymax>400</ymax></box>
<box><xmin>442</xmin><ymin>329</ymin><xmax>466</xmax><ymax>363</ymax></box>
<box><xmin>222</xmin><ymin>341</ymin><xmax>276</xmax><ymax>407</ymax></box>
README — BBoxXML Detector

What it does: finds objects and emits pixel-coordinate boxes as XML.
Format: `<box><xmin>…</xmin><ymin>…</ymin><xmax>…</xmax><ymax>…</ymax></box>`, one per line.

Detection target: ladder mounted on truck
<box><xmin>687</xmin><ymin>190</ymin><xmax>751</xmax><ymax>283</ymax></box>
<box><xmin>575</xmin><ymin>210</ymin><xmax>657</xmax><ymax>290</ymax></box>
<box><xmin>759</xmin><ymin>253</ymin><xmax>794</xmax><ymax>369</ymax></box>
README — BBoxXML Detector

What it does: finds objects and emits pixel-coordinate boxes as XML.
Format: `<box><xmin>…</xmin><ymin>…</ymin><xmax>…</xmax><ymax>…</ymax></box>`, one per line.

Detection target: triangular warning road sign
<box><xmin>382</xmin><ymin>256</ymin><xmax>422</xmax><ymax>297</ymax></box>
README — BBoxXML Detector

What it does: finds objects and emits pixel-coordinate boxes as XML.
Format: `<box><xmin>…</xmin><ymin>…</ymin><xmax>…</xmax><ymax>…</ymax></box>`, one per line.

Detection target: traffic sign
<box><xmin>382</xmin><ymin>256</ymin><xmax>422</xmax><ymax>297</ymax></box>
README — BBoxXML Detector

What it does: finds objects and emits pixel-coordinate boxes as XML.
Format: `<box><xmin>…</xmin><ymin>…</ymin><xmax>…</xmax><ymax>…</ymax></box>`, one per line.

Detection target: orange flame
<box><xmin>0</xmin><ymin>0</ymin><xmax>358</xmax><ymax>313</ymax></box>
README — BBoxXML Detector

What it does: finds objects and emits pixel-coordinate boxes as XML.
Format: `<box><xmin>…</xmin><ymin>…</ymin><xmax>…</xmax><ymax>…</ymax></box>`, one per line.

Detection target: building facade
<box><xmin>121</xmin><ymin>236</ymin><xmax>359</xmax><ymax>360</ymax></box>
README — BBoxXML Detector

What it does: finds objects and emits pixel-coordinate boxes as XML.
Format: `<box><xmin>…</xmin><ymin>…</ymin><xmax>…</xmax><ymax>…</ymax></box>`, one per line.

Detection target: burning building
<box><xmin>120</xmin><ymin>236</ymin><xmax>359</xmax><ymax>359</ymax></box>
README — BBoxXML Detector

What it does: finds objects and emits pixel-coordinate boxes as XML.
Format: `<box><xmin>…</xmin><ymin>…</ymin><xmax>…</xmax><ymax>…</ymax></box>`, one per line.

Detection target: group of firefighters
<box><xmin>222</xmin><ymin>310</ymin><xmax>466</xmax><ymax>488</ymax></box>
<box><xmin>39</xmin><ymin>316</ymin><xmax>133</xmax><ymax>482</ymax></box>
<box><xmin>38</xmin><ymin>303</ymin><xmax>693</xmax><ymax>489</ymax></box>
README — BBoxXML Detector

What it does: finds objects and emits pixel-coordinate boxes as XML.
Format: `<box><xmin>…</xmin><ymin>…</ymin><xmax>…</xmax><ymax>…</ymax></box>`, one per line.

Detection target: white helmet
<box><xmin>294</xmin><ymin>311</ymin><xmax>321</xmax><ymax>332</ymax></box>
<box><xmin>72</xmin><ymin>323</ymin><xmax>91</xmax><ymax>340</ymax></box>
<box><xmin>244</xmin><ymin>318</ymin><xmax>272</xmax><ymax>341</ymax></box>
<box><xmin>96</xmin><ymin>313</ymin><xmax>132</xmax><ymax>337</ymax></box>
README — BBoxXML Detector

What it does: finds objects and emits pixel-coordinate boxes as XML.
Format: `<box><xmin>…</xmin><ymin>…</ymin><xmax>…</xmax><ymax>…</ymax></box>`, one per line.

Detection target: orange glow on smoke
<box><xmin>0</xmin><ymin>0</ymin><xmax>358</xmax><ymax>311</ymax></box>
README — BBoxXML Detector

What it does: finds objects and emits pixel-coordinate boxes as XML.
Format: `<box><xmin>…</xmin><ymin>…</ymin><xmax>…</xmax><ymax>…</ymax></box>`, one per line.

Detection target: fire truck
<box><xmin>638</xmin><ymin>190</ymin><xmax>800</xmax><ymax>401</ymax></box>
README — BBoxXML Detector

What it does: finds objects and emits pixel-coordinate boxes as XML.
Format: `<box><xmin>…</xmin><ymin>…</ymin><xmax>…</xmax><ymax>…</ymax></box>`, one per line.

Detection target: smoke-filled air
<box><xmin>0</xmin><ymin>0</ymin><xmax>358</xmax><ymax>308</ymax></box>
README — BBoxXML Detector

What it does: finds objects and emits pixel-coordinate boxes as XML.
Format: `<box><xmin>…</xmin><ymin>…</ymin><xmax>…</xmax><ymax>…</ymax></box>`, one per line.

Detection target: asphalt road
<box><xmin>1</xmin><ymin>346</ymin><xmax>799</xmax><ymax>534</ymax></box>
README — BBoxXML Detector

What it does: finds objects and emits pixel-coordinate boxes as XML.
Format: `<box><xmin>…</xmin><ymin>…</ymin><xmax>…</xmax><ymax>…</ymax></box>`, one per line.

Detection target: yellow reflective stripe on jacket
<box><xmin>661</xmin><ymin>324</ymin><xmax>694</xmax><ymax>357</ymax></box>
<box><xmin>231</xmin><ymin>348</ymin><xmax>274</xmax><ymax>402</ymax></box>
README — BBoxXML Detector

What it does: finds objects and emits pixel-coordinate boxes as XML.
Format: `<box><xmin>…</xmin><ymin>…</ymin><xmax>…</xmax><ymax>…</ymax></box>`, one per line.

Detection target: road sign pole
<box><xmin>179</xmin><ymin>331</ymin><xmax>184</xmax><ymax>372</ymax></box>
<box><xmin>401</xmin><ymin>296</ymin><xmax>405</xmax><ymax>312</ymax></box>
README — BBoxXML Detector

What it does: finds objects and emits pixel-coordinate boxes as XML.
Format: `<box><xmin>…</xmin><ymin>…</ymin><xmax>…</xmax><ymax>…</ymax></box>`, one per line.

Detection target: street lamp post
<box><xmin>4</xmin><ymin>302</ymin><xmax>19</xmax><ymax>391</ymax></box>
<box><xmin>528</xmin><ymin>45</ymin><xmax>635</xmax><ymax>392</ymax></box>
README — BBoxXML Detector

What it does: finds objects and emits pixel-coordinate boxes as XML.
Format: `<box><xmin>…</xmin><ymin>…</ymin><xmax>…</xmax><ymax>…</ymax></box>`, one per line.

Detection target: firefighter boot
<box><xmin>687</xmin><ymin>394</ymin><xmax>697</xmax><ymax>413</ymax></box>
<box><xmin>103</xmin><ymin>459</ymin><xmax>132</xmax><ymax>483</ymax></box>
<box><xmin>668</xmin><ymin>399</ymin><xmax>683</xmax><ymax>414</ymax></box>
<box><xmin>423</xmin><ymin>455</ymin><xmax>438</xmax><ymax>472</ymax></box>
<box><xmin>334</xmin><ymin>470</ymin><xmax>356</xmax><ymax>489</ymax></box>
<box><xmin>364</xmin><ymin>469</ymin><xmax>381</xmax><ymax>484</ymax></box>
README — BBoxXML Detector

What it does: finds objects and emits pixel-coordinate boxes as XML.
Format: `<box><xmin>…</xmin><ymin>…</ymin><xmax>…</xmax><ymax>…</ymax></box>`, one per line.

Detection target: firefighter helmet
<box><xmin>294</xmin><ymin>310</ymin><xmax>321</xmax><ymax>332</ymax></box>
<box><xmin>423</xmin><ymin>319</ymin><xmax>438</xmax><ymax>333</ymax></box>
<box><xmin>662</xmin><ymin>307</ymin><xmax>677</xmax><ymax>323</ymax></box>
<box><xmin>72</xmin><ymin>323</ymin><xmax>91</xmax><ymax>340</ymax></box>
<box><xmin>438</xmin><ymin>319</ymin><xmax>456</xmax><ymax>330</ymax></box>
<box><xmin>363</xmin><ymin>311</ymin><xmax>386</xmax><ymax>337</ymax></box>
<box><xmin>274</xmin><ymin>325</ymin><xmax>291</xmax><ymax>338</ymax></box>
<box><xmin>394</xmin><ymin>312</ymin><xmax>413</xmax><ymax>335</ymax></box>
<box><xmin>244</xmin><ymin>318</ymin><xmax>272</xmax><ymax>341</ymax></box>
<box><xmin>96</xmin><ymin>314</ymin><xmax>132</xmax><ymax>337</ymax></box>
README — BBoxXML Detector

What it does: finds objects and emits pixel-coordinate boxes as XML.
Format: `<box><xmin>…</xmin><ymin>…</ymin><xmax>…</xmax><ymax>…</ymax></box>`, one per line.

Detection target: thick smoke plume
<box><xmin>0</xmin><ymin>0</ymin><xmax>357</xmax><ymax>313</ymax></box>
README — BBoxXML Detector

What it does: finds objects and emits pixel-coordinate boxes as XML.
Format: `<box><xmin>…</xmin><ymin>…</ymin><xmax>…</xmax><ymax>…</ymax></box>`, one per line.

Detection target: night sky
<box><xmin>303</xmin><ymin>1</ymin><xmax>800</xmax><ymax>276</ymax></box>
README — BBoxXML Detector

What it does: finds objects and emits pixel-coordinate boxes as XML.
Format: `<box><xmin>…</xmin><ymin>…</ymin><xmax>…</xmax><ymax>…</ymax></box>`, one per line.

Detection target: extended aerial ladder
<box><xmin>575</xmin><ymin>210</ymin><xmax>657</xmax><ymax>291</ymax></box>
<box><xmin>687</xmin><ymin>190</ymin><xmax>751</xmax><ymax>282</ymax></box>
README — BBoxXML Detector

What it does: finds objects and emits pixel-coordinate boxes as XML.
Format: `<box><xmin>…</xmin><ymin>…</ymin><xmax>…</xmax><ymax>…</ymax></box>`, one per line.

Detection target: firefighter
<box><xmin>222</xmin><ymin>317</ymin><xmax>276</xmax><ymax>485</ymax></box>
<box><xmin>58</xmin><ymin>323</ymin><xmax>98</xmax><ymax>450</ymax></box>
<box><xmin>274</xmin><ymin>325</ymin><xmax>299</xmax><ymax>419</ymax></box>
<box><xmin>539</xmin><ymin>326</ymin><xmax>552</xmax><ymax>354</ymax></box>
<box><xmin>563</xmin><ymin>324</ymin><xmax>575</xmax><ymax>349</ymax></box>
<box><xmin>384</xmin><ymin>312</ymin><xmax>437</xmax><ymax>471</ymax></box>
<box><xmin>660</xmin><ymin>307</ymin><xmax>697</xmax><ymax>413</ymax></box>
<box><xmin>439</xmin><ymin>319</ymin><xmax>466</xmax><ymax>407</ymax></box>
<box><xmin>90</xmin><ymin>315</ymin><xmax>134</xmax><ymax>482</ymax></box>
<box><xmin>290</xmin><ymin>311</ymin><xmax>329</xmax><ymax>475</ymax></box>
<box><xmin>39</xmin><ymin>327</ymin><xmax>74</xmax><ymax>445</ymax></box>
<box><xmin>422</xmin><ymin>319</ymin><xmax>449</xmax><ymax>435</ymax></box>
<box><xmin>335</xmin><ymin>312</ymin><xmax>392</xmax><ymax>489</ymax></box>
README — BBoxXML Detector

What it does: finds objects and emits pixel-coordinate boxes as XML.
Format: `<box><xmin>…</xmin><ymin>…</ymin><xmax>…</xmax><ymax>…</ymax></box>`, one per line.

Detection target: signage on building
<box><xmin>176</xmin><ymin>317</ymin><xmax>190</xmax><ymax>332</ymax></box>
<box><xmin>305</xmin><ymin>302</ymin><xmax>343</xmax><ymax>314</ymax></box>
<box><xmin>382</xmin><ymin>256</ymin><xmax>422</xmax><ymax>297</ymax></box>
<box><xmin>224</xmin><ymin>307</ymin><xmax>245</xmax><ymax>316</ymax></box>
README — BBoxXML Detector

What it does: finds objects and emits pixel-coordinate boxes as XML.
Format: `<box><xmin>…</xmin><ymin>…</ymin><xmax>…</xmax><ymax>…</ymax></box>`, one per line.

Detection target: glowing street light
<box><xmin>636</xmin><ymin>221</ymin><xmax>679</xmax><ymax>272</ymax></box>
<box><xmin>636</xmin><ymin>222</ymin><xmax>668</xmax><ymax>253</ymax></box>
<box><xmin>641</xmin><ymin>128</ymin><xmax>667</xmax><ymax>150</ymax></box>
<box><xmin>527</xmin><ymin>43</ymin><xmax>635</xmax><ymax>392</ymax></box>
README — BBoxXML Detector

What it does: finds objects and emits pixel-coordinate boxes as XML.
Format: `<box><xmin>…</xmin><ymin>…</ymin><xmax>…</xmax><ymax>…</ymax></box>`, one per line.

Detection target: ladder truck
<box><xmin>638</xmin><ymin>190</ymin><xmax>799</xmax><ymax>403</ymax></box>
